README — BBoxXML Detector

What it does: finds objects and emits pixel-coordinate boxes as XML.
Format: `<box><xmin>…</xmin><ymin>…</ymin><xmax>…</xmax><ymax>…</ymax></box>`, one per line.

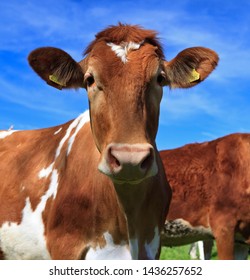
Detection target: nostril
<box><xmin>140</xmin><ymin>151</ymin><xmax>153</xmax><ymax>171</ymax></box>
<box><xmin>108</xmin><ymin>147</ymin><xmax>121</xmax><ymax>170</ymax></box>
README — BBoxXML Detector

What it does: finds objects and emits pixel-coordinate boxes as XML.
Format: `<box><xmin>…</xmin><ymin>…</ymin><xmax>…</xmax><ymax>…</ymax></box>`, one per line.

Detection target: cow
<box><xmin>189</xmin><ymin>240</ymin><xmax>249</xmax><ymax>260</ymax></box>
<box><xmin>189</xmin><ymin>240</ymin><xmax>214</xmax><ymax>260</ymax></box>
<box><xmin>0</xmin><ymin>23</ymin><xmax>218</xmax><ymax>259</ymax></box>
<box><xmin>160</xmin><ymin>133</ymin><xmax>250</xmax><ymax>260</ymax></box>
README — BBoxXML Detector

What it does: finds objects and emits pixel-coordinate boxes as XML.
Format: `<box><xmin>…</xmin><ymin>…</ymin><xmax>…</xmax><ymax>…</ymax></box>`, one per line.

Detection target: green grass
<box><xmin>160</xmin><ymin>245</ymin><xmax>192</xmax><ymax>260</ymax></box>
<box><xmin>160</xmin><ymin>245</ymin><xmax>218</xmax><ymax>260</ymax></box>
<box><xmin>160</xmin><ymin>245</ymin><xmax>250</xmax><ymax>260</ymax></box>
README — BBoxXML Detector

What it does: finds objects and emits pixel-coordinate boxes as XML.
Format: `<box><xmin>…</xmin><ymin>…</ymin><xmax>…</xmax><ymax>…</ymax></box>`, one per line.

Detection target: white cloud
<box><xmin>0</xmin><ymin>1</ymin><xmax>94</xmax><ymax>51</ymax></box>
<box><xmin>160</xmin><ymin>88</ymin><xmax>221</xmax><ymax>122</ymax></box>
<box><xmin>0</xmin><ymin>76</ymin><xmax>86</xmax><ymax>118</ymax></box>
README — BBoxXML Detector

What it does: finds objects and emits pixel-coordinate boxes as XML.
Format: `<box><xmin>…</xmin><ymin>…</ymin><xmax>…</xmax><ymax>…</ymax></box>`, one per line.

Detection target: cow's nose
<box><xmin>98</xmin><ymin>143</ymin><xmax>158</xmax><ymax>184</ymax></box>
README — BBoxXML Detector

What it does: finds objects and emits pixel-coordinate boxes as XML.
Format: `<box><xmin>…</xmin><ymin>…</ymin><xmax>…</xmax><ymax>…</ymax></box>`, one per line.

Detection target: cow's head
<box><xmin>28</xmin><ymin>24</ymin><xmax>218</xmax><ymax>185</ymax></box>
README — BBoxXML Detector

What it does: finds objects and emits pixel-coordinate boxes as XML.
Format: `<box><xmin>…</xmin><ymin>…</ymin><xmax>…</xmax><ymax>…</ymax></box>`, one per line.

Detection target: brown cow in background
<box><xmin>161</xmin><ymin>133</ymin><xmax>250</xmax><ymax>259</ymax></box>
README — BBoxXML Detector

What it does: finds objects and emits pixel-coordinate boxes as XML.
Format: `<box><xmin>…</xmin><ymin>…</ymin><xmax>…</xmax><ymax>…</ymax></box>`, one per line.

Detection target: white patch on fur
<box><xmin>54</xmin><ymin>127</ymin><xmax>62</xmax><ymax>135</ymax></box>
<box><xmin>0</xmin><ymin>197</ymin><xmax>51</xmax><ymax>259</ymax></box>
<box><xmin>38</xmin><ymin>110</ymin><xmax>90</xmax><ymax>179</ymax></box>
<box><xmin>39</xmin><ymin>170</ymin><xmax>59</xmax><ymax>206</ymax></box>
<box><xmin>38</xmin><ymin>163</ymin><xmax>54</xmax><ymax>179</ymax></box>
<box><xmin>67</xmin><ymin>110</ymin><xmax>90</xmax><ymax>155</ymax></box>
<box><xmin>145</xmin><ymin>227</ymin><xmax>160</xmax><ymax>259</ymax></box>
<box><xmin>0</xmin><ymin>169</ymin><xmax>59</xmax><ymax>259</ymax></box>
<box><xmin>55</xmin><ymin>110</ymin><xmax>89</xmax><ymax>158</ymax></box>
<box><xmin>0</xmin><ymin>130</ymin><xmax>17</xmax><ymax>139</ymax></box>
<box><xmin>85</xmin><ymin>232</ymin><xmax>132</xmax><ymax>260</ymax></box>
<box><xmin>107</xmin><ymin>41</ymin><xmax>143</xmax><ymax>63</ymax></box>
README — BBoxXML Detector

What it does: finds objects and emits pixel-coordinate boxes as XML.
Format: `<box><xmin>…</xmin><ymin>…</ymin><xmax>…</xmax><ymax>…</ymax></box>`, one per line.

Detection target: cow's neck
<box><xmin>114</xmin><ymin>179</ymin><xmax>161</xmax><ymax>259</ymax></box>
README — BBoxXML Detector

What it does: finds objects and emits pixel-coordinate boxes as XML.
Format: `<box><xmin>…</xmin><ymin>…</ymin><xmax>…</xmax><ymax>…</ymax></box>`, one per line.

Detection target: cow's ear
<box><xmin>163</xmin><ymin>47</ymin><xmax>219</xmax><ymax>88</ymax></box>
<box><xmin>28</xmin><ymin>47</ymin><xmax>85</xmax><ymax>90</ymax></box>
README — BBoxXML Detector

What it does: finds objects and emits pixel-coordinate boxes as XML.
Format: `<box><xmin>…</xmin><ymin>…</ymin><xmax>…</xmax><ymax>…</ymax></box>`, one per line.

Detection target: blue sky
<box><xmin>0</xmin><ymin>0</ymin><xmax>250</xmax><ymax>150</ymax></box>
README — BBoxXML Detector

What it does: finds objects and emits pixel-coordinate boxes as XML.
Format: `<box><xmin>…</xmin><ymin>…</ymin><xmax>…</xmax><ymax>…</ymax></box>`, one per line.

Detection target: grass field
<box><xmin>160</xmin><ymin>245</ymin><xmax>194</xmax><ymax>260</ymax></box>
<box><xmin>160</xmin><ymin>245</ymin><xmax>217</xmax><ymax>260</ymax></box>
<box><xmin>160</xmin><ymin>244</ymin><xmax>250</xmax><ymax>260</ymax></box>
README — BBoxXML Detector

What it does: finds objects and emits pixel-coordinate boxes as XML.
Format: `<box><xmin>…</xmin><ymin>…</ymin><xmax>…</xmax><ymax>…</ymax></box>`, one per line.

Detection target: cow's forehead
<box><xmin>86</xmin><ymin>41</ymin><xmax>161</xmax><ymax>83</ymax></box>
<box><xmin>84</xmin><ymin>24</ymin><xmax>164</xmax><ymax>58</ymax></box>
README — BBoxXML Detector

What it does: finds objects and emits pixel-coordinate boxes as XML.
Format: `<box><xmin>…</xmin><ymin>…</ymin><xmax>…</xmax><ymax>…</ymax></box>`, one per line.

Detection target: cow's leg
<box><xmin>189</xmin><ymin>243</ymin><xmax>198</xmax><ymax>259</ymax></box>
<box><xmin>0</xmin><ymin>248</ymin><xmax>4</xmax><ymax>260</ymax></box>
<box><xmin>197</xmin><ymin>241</ymin><xmax>205</xmax><ymax>260</ymax></box>
<box><xmin>212</xmin><ymin>224</ymin><xmax>234</xmax><ymax>259</ymax></box>
<box><xmin>234</xmin><ymin>243</ymin><xmax>249</xmax><ymax>260</ymax></box>
<box><xmin>215</xmin><ymin>234</ymin><xmax>234</xmax><ymax>259</ymax></box>
<box><xmin>210</xmin><ymin>213</ymin><xmax>235</xmax><ymax>259</ymax></box>
<box><xmin>203</xmin><ymin>240</ymin><xmax>213</xmax><ymax>260</ymax></box>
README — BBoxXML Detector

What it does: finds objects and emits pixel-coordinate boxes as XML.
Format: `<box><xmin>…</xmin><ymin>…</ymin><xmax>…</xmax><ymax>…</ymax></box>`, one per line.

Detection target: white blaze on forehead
<box><xmin>85</xmin><ymin>232</ymin><xmax>132</xmax><ymax>260</ymax></box>
<box><xmin>107</xmin><ymin>41</ymin><xmax>143</xmax><ymax>63</ymax></box>
<box><xmin>0</xmin><ymin>130</ymin><xmax>17</xmax><ymax>139</ymax></box>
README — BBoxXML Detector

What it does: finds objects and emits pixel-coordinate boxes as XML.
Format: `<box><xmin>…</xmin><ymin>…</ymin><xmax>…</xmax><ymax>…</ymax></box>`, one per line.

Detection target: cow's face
<box><xmin>28</xmin><ymin>24</ymin><xmax>218</xmax><ymax>184</ymax></box>
<box><xmin>83</xmin><ymin>40</ymin><xmax>165</xmax><ymax>184</ymax></box>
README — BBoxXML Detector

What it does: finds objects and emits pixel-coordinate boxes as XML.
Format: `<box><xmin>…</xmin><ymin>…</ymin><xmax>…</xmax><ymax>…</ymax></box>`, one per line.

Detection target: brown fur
<box><xmin>160</xmin><ymin>133</ymin><xmax>250</xmax><ymax>259</ymax></box>
<box><xmin>1</xmin><ymin>24</ymin><xmax>218</xmax><ymax>259</ymax></box>
<box><xmin>84</xmin><ymin>23</ymin><xmax>164</xmax><ymax>59</ymax></box>
<box><xmin>0</xmin><ymin>122</ymin><xmax>128</xmax><ymax>259</ymax></box>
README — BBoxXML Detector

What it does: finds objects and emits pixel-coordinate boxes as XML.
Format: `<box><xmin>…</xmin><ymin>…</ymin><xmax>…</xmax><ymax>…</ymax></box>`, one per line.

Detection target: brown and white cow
<box><xmin>0</xmin><ymin>24</ymin><xmax>218</xmax><ymax>259</ymax></box>
<box><xmin>160</xmin><ymin>133</ymin><xmax>250</xmax><ymax>259</ymax></box>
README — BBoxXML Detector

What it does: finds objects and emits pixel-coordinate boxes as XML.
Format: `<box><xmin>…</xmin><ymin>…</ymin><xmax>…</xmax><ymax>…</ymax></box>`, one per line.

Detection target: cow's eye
<box><xmin>157</xmin><ymin>71</ymin><xmax>166</xmax><ymax>86</ymax></box>
<box><xmin>84</xmin><ymin>73</ymin><xmax>95</xmax><ymax>88</ymax></box>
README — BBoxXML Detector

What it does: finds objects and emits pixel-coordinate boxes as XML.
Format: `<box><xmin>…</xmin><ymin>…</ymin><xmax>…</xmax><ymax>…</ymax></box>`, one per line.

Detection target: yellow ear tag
<box><xmin>49</xmin><ymin>75</ymin><xmax>66</xmax><ymax>87</ymax></box>
<box><xmin>189</xmin><ymin>69</ymin><xmax>200</xmax><ymax>83</ymax></box>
